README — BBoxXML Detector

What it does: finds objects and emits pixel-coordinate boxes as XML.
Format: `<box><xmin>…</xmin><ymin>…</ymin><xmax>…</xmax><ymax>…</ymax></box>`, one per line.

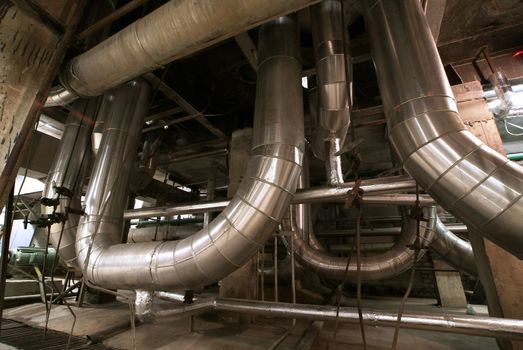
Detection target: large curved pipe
<box><xmin>284</xmin><ymin>206</ymin><xmax>437</xmax><ymax>281</ymax></box>
<box><xmin>46</xmin><ymin>0</ymin><xmax>320</xmax><ymax>105</ymax></box>
<box><xmin>364</xmin><ymin>0</ymin><xmax>523</xmax><ymax>258</ymax></box>
<box><xmin>41</xmin><ymin>99</ymin><xmax>100</xmax><ymax>268</ymax></box>
<box><xmin>430</xmin><ymin>219</ymin><xmax>477</xmax><ymax>277</ymax></box>
<box><xmin>76</xmin><ymin>17</ymin><xmax>305</xmax><ymax>291</ymax></box>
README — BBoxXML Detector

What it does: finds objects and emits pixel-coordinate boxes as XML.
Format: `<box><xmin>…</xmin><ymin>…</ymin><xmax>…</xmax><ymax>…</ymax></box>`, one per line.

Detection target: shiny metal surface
<box><xmin>295</xmin><ymin>153</ymin><xmax>313</xmax><ymax>243</ymax></box>
<box><xmin>365</xmin><ymin>0</ymin><xmax>523</xmax><ymax>258</ymax></box>
<box><xmin>430</xmin><ymin>218</ymin><xmax>477</xmax><ymax>276</ymax></box>
<box><xmin>203</xmin><ymin>162</ymin><xmax>218</xmax><ymax>227</ymax></box>
<box><xmin>76</xmin><ymin>79</ymin><xmax>152</xmax><ymax>285</ymax></box>
<box><xmin>48</xmin><ymin>0</ymin><xmax>320</xmax><ymax>102</ymax></box>
<box><xmin>325</xmin><ymin>137</ymin><xmax>345</xmax><ymax>185</ymax></box>
<box><xmin>292</xmin><ymin>176</ymin><xmax>416</xmax><ymax>203</ymax></box>
<box><xmin>310</xmin><ymin>0</ymin><xmax>351</xmax><ymax>184</ymax></box>
<box><xmin>127</xmin><ymin>225</ymin><xmax>199</xmax><ymax>243</ymax></box>
<box><xmin>76</xmin><ymin>17</ymin><xmax>305</xmax><ymax>291</ymax></box>
<box><xmin>44</xmin><ymin>85</ymin><xmax>78</xmax><ymax>107</ymax></box>
<box><xmin>135</xmin><ymin>290</ymin><xmax>154</xmax><ymax>322</ymax></box>
<box><xmin>42</xmin><ymin>98</ymin><xmax>100</xmax><ymax>268</ymax></box>
<box><xmin>156</xmin><ymin>296</ymin><xmax>523</xmax><ymax>340</ymax></box>
<box><xmin>311</xmin><ymin>0</ymin><xmax>351</xmax><ymax>133</ymax></box>
<box><xmin>284</xmin><ymin>206</ymin><xmax>437</xmax><ymax>281</ymax></box>
<box><xmin>123</xmin><ymin>176</ymin><xmax>421</xmax><ymax>220</ymax></box>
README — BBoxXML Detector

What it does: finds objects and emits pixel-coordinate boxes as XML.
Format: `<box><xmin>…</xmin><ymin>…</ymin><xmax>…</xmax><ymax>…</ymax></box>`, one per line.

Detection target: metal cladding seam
<box><xmin>76</xmin><ymin>16</ymin><xmax>305</xmax><ymax>291</ymax></box>
<box><xmin>311</xmin><ymin>0</ymin><xmax>351</xmax><ymax>133</ymax></box>
<box><xmin>45</xmin><ymin>0</ymin><xmax>321</xmax><ymax>105</ymax></box>
<box><xmin>364</xmin><ymin>0</ymin><xmax>523</xmax><ymax>258</ymax></box>
<box><xmin>430</xmin><ymin>218</ymin><xmax>477</xmax><ymax>277</ymax></box>
<box><xmin>311</xmin><ymin>0</ymin><xmax>351</xmax><ymax>184</ymax></box>
<box><xmin>41</xmin><ymin>99</ymin><xmax>100</xmax><ymax>268</ymax></box>
<box><xmin>284</xmin><ymin>206</ymin><xmax>437</xmax><ymax>281</ymax></box>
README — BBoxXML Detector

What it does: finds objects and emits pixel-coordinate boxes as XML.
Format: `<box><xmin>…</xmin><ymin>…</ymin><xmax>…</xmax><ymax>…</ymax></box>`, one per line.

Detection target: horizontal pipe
<box><xmin>47</xmin><ymin>0</ymin><xmax>321</xmax><ymax>103</ymax></box>
<box><xmin>316</xmin><ymin>224</ymin><xmax>467</xmax><ymax>237</ymax></box>
<box><xmin>155</xmin><ymin>295</ymin><xmax>523</xmax><ymax>340</ymax></box>
<box><xmin>124</xmin><ymin>176</ymin><xmax>422</xmax><ymax>219</ymax></box>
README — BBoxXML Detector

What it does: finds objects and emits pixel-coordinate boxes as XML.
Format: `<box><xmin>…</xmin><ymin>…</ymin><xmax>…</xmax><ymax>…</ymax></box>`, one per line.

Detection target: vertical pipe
<box><xmin>76</xmin><ymin>79</ymin><xmax>151</xmax><ymax>280</ymax></box>
<box><xmin>41</xmin><ymin>99</ymin><xmax>100</xmax><ymax>268</ymax></box>
<box><xmin>274</xmin><ymin>235</ymin><xmax>279</xmax><ymax>302</ymax></box>
<box><xmin>261</xmin><ymin>246</ymin><xmax>265</xmax><ymax>301</ymax></box>
<box><xmin>310</xmin><ymin>0</ymin><xmax>352</xmax><ymax>185</ymax></box>
<box><xmin>203</xmin><ymin>161</ymin><xmax>217</xmax><ymax>227</ymax></box>
<box><xmin>0</xmin><ymin>188</ymin><xmax>14</xmax><ymax>325</ymax></box>
<box><xmin>325</xmin><ymin>137</ymin><xmax>344</xmax><ymax>185</ymax></box>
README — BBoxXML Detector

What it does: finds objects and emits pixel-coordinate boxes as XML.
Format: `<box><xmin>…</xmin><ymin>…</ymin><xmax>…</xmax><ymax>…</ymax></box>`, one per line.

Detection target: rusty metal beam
<box><xmin>144</xmin><ymin>73</ymin><xmax>227</xmax><ymax>139</ymax></box>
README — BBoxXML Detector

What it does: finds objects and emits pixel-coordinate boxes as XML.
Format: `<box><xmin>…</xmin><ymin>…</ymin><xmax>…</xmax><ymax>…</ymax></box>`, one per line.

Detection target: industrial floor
<box><xmin>0</xmin><ymin>297</ymin><xmax>498</xmax><ymax>350</ymax></box>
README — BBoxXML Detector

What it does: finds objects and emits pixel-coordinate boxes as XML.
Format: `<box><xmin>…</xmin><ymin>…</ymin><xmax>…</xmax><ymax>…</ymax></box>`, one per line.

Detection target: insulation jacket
<box><xmin>365</xmin><ymin>0</ymin><xmax>523</xmax><ymax>258</ymax></box>
<box><xmin>76</xmin><ymin>17</ymin><xmax>305</xmax><ymax>290</ymax></box>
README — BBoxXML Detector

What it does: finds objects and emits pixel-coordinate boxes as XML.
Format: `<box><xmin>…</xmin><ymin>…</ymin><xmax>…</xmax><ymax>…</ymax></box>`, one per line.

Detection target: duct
<box><xmin>46</xmin><ymin>0</ymin><xmax>321</xmax><ymax>105</ymax></box>
<box><xmin>76</xmin><ymin>78</ymin><xmax>152</xmax><ymax>284</ymax></box>
<box><xmin>155</xmin><ymin>295</ymin><xmax>523</xmax><ymax>340</ymax></box>
<box><xmin>283</xmin><ymin>206</ymin><xmax>437</xmax><ymax>281</ymax></box>
<box><xmin>310</xmin><ymin>0</ymin><xmax>352</xmax><ymax>184</ymax></box>
<box><xmin>325</xmin><ymin>137</ymin><xmax>345</xmax><ymax>185</ymax></box>
<box><xmin>76</xmin><ymin>16</ymin><xmax>305</xmax><ymax>291</ymax></box>
<box><xmin>430</xmin><ymin>218</ymin><xmax>477</xmax><ymax>277</ymax></box>
<box><xmin>364</xmin><ymin>0</ymin><xmax>523</xmax><ymax>258</ymax></box>
<box><xmin>91</xmin><ymin>110</ymin><xmax>106</xmax><ymax>155</ymax></box>
<box><xmin>45</xmin><ymin>85</ymin><xmax>79</xmax><ymax>107</ymax></box>
<box><xmin>123</xmin><ymin>175</ymin><xmax>419</xmax><ymax>220</ymax></box>
<box><xmin>295</xmin><ymin>152</ymin><xmax>313</xmax><ymax>243</ymax></box>
<box><xmin>127</xmin><ymin>225</ymin><xmax>199</xmax><ymax>243</ymax></box>
<box><xmin>41</xmin><ymin>99</ymin><xmax>100</xmax><ymax>268</ymax></box>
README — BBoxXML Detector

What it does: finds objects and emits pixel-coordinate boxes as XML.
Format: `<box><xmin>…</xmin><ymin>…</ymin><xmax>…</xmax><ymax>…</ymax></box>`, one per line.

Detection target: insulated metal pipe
<box><xmin>76</xmin><ymin>79</ymin><xmax>152</xmax><ymax>284</ymax></box>
<box><xmin>123</xmin><ymin>176</ymin><xmax>421</xmax><ymax>220</ymax></box>
<box><xmin>283</xmin><ymin>207</ymin><xmax>437</xmax><ymax>281</ymax></box>
<box><xmin>365</xmin><ymin>0</ymin><xmax>523</xmax><ymax>258</ymax></box>
<box><xmin>430</xmin><ymin>218</ymin><xmax>477</xmax><ymax>277</ymax></box>
<box><xmin>76</xmin><ymin>17</ymin><xmax>305</xmax><ymax>290</ymax></box>
<box><xmin>310</xmin><ymin>0</ymin><xmax>352</xmax><ymax>184</ymax></box>
<box><xmin>41</xmin><ymin>99</ymin><xmax>100</xmax><ymax>268</ymax></box>
<box><xmin>155</xmin><ymin>296</ymin><xmax>523</xmax><ymax>340</ymax></box>
<box><xmin>46</xmin><ymin>0</ymin><xmax>321</xmax><ymax>104</ymax></box>
<box><xmin>325</xmin><ymin>137</ymin><xmax>345</xmax><ymax>185</ymax></box>
<box><xmin>127</xmin><ymin>225</ymin><xmax>199</xmax><ymax>243</ymax></box>
<box><xmin>311</xmin><ymin>0</ymin><xmax>352</xmax><ymax>133</ymax></box>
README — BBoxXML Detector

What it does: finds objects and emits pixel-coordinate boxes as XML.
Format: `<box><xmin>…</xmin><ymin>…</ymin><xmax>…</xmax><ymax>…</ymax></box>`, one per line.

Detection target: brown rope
<box><xmin>390</xmin><ymin>183</ymin><xmax>422</xmax><ymax>349</ymax></box>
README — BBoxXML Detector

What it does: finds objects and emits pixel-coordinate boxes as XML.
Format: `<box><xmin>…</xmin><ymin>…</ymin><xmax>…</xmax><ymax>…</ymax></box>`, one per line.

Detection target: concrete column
<box><xmin>453</xmin><ymin>82</ymin><xmax>523</xmax><ymax>350</ymax></box>
<box><xmin>219</xmin><ymin>128</ymin><xmax>258</xmax><ymax>321</ymax></box>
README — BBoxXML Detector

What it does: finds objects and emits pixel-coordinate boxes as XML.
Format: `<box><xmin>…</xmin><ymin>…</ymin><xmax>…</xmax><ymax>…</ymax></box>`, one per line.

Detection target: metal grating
<box><xmin>0</xmin><ymin>319</ymin><xmax>114</xmax><ymax>350</ymax></box>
